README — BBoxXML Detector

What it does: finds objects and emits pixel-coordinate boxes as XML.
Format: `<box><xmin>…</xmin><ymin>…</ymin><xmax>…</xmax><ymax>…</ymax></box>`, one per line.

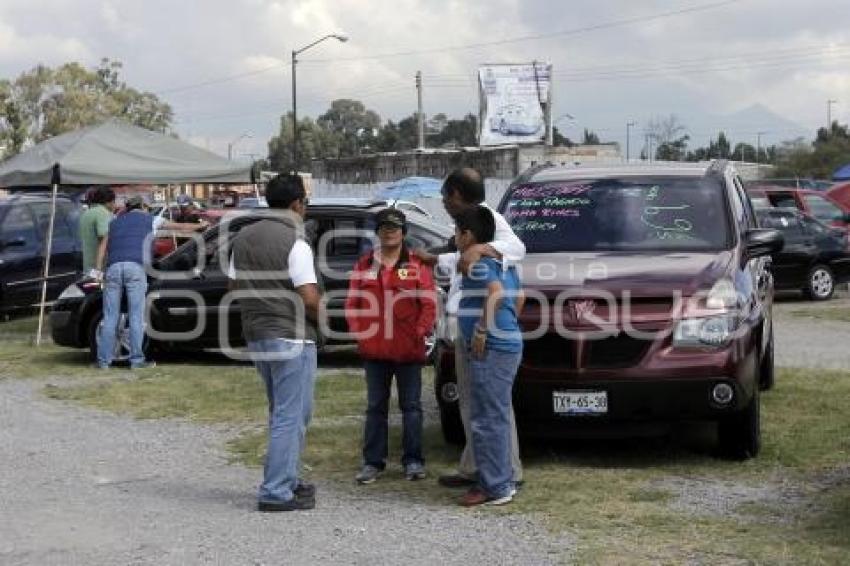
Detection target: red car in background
<box><xmin>745</xmin><ymin>185</ymin><xmax>850</xmax><ymax>230</ymax></box>
<box><xmin>827</xmin><ymin>181</ymin><xmax>850</xmax><ymax>211</ymax></box>
<box><xmin>151</xmin><ymin>205</ymin><xmax>227</xmax><ymax>257</ymax></box>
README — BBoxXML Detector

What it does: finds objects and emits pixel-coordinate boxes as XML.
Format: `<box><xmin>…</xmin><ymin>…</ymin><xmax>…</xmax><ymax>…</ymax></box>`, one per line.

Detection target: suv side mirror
<box><xmin>745</xmin><ymin>228</ymin><xmax>784</xmax><ymax>259</ymax></box>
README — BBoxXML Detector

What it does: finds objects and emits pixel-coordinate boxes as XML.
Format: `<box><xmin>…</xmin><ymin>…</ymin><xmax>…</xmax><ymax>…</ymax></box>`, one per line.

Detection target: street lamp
<box><xmin>626</xmin><ymin>121</ymin><xmax>636</xmax><ymax>162</ymax></box>
<box><xmin>291</xmin><ymin>33</ymin><xmax>349</xmax><ymax>171</ymax></box>
<box><xmin>827</xmin><ymin>99</ymin><xmax>837</xmax><ymax>132</ymax></box>
<box><xmin>228</xmin><ymin>132</ymin><xmax>252</xmax><ymax>161</ymax></box>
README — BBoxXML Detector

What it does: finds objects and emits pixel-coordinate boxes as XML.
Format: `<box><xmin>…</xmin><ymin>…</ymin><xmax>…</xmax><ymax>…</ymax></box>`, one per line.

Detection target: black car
<box><xmin>50</xmin><ymin>199</ymin><xmax>451</xmax><ymax>360</ymax></box>
<box><xmin>756</xmin><ymin>208</ymin><xmax>850</xmax><ymax>300</ymax></box>
<box><xmin>1</xmin><ymin>194</ymin><xmax>81</xmax><ymax>312</ymax></box>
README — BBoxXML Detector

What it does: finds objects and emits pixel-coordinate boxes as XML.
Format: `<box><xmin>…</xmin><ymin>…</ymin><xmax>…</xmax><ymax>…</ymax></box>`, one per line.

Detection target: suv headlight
<box><xmin>673</xmin><ymin>315</ymin><xmax>740</xmax><ymax>348</ymax></box>
<box><xmin>706</xmin><ymin>278</ymin><xmax>740</xmax><ymax>309</ymax></box>
<box><xmin>57</xmin><ymin>284</ymin><xmax>85</xmax><ymax>301</ymax></box>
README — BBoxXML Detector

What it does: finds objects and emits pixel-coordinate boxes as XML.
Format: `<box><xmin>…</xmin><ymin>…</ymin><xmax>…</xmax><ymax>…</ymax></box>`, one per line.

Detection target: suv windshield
<box><xmin>501</xmin><ymin>176</ymin><xmax>731</xmax><ymax>253</ymax></box>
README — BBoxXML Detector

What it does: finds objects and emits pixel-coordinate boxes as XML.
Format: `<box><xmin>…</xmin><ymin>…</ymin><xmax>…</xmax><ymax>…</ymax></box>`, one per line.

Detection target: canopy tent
<box><xmin>0</xmin><ymin>119</ymin><xmax>253</xmax><ymax>344</ymax></box>
<box><xmin>832</xmin><ymin>163</ymin><xmax>850</xmax><ymax>182</ymax></box>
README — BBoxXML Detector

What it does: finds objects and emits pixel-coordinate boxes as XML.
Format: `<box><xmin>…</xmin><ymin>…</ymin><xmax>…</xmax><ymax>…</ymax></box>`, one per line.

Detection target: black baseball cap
<box><xmin>375</xmin><ymin>208</ymin><xmax>406</xmax><ymax>230</ymax></box>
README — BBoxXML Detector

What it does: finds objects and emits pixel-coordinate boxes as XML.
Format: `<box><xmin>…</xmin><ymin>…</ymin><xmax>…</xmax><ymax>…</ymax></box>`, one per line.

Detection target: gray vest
<box><xmin>231</xmin><ymin>214</ymin><xmax>319</xmax><ymax>343</ymax></box>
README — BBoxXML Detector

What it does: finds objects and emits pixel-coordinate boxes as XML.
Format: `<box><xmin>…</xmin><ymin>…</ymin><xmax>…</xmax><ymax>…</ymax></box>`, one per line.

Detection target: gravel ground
<box><xmin>0</xmin><ymin>292</ymin><xmax>845</xmax><ymax>565</ymax></box>
<box><xmin>0</xmin><ymin>377</ymin><xmax>570</xmax><ymax>566</ymax></box>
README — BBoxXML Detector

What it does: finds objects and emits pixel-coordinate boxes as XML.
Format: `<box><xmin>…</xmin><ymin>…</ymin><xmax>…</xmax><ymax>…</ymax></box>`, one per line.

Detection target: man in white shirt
<box><xmin>228</xmin><ymin>174</ymin><xmax>321</xmax><ymax>512</ymax></box>
<box><xmin>414</xmin><ymin>167</ymin><xmax>526</xmax><ymax>489</ymax></box>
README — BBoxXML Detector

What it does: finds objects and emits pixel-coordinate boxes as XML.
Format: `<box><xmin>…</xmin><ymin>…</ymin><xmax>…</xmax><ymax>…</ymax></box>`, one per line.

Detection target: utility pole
<box><xmin>827</xmin><ymin>99</ymin><xmax>837</xmax><ymax>133</ymax></box>
<box><xmin>756</xmin><ymin>131</ymin><xmax>767</xmax><ymax>179</ymax></box>
<box><xmin>626</xmin><ymin>121</ymin><xmax>635</xmax><ymax>162</ymax></box>
<box><xmin>416</xmin><ymin>71</ymin><xmax>425</xmax><ymax>150</ymax></box>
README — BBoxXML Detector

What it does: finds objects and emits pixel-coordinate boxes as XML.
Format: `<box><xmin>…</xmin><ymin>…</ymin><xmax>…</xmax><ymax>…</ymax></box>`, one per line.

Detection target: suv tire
<box><xmin>803</xmin><ymin>264</ymin><xmax>834</xmax><ymax>301</ymax></box>
<box><xmin>718</xmin><ymin>387</ymin><xmax>761</xmax><ymax>460</ymax></box>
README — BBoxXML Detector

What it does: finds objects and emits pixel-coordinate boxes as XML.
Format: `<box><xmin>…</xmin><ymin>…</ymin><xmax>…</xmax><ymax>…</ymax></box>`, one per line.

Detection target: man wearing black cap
<box><xmin>345</xmin><ymin>207</ymin><xmax>437</xmax><ymax>484</ymax></box>
<box><xmin>228</xmin><ymin>174</ymin><xmax>321</xmax><ymax>512</ymax></box>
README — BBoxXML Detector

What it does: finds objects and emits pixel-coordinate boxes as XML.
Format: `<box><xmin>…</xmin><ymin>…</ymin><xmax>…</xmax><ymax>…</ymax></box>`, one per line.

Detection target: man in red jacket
<box><xmin>345</xmin><ymin>208</ymin><xmax>437</xmax><ymax>484</ymax></box>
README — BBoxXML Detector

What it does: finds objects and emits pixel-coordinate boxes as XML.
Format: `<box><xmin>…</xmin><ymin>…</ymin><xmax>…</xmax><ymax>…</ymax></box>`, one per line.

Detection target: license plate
<box><xmin>553</xmin><ymin>390</ymin><xmax>608</xmax><ymax>415</ymax></box>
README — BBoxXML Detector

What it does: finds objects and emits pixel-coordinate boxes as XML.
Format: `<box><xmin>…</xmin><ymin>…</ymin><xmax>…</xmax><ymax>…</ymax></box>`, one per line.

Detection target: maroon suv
<box><xmin>434</xmin><ymin>161</ymin><xmax>784</xmax><ymax>460</ymax></box>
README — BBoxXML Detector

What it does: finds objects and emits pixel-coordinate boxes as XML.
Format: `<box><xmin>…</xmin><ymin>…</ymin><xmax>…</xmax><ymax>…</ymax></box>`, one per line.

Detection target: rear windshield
<box><xmin>501</xmin><ymin>177</ymin><xmax>731</xmax><ymax>253</ymax></box>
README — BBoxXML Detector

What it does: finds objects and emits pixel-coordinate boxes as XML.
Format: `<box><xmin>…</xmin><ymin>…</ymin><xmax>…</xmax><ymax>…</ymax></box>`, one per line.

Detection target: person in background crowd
<box><xmin>414</xmin><ymin>167</ymin><xmax>526</xmax><ymax>490</ymax></box>
<box><xmin>345</xmin><ymin>208</ymin><xmax>437</xmax><ymax>484</ymax></box>
<box><xmin>454</xmin><ymin>205</ymin><xmax>524</xmax><ymax>506</ymax></box>
<box><xmin>228</xmin><ymin>174</ymin><xmax>321</xmax><ymax>512</ymax></box>
<box><xmin>173</xmin><ymin>194</ymin><xmax>202</xmax><ymax>224</ymax></box>
<box><xmin>96</xmin><ymin>195</ymin><xmax>206</xmax><ymax>370</ymax></box>
<box><xmin>79</xmin><ymin>187</ymin><xmax>116</xmax><ymax>277</ymax></box>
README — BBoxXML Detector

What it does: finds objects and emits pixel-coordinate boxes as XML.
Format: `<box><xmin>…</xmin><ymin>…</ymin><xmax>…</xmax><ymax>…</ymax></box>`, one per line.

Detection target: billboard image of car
<box><xmin>479</xmin><ymin>62</ymin><xmax>551</xmax><ymax>146</ymax></box>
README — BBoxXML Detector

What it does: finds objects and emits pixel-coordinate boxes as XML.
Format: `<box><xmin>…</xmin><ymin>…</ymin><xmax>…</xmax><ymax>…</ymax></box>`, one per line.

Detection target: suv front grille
<box><xmin>522</xmin><ymin>331</ymin><xmax>653</xmax><ymax>370</ymax></box>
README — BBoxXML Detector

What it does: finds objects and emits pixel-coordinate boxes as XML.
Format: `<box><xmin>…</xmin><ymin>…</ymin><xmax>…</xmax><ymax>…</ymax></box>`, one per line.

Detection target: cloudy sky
<box><xmin>1</xmin><ymin>0</ymin><xmax>849</xmax><ymax>160</ymax></box>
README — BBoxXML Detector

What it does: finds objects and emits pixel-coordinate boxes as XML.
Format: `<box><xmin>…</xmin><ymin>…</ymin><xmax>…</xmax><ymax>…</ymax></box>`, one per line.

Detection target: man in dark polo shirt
<box><xmin>228</xmin><ymin>174</ymin><xmax>321</xmax><ymax>512</ymax></box>
<box><xmin>96</xmin><ymin>195</ymin><xmax>205</xmax><ymax>370</ymax></box>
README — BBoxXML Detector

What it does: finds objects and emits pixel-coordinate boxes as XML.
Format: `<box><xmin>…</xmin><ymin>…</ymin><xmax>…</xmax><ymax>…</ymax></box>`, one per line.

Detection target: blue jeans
<box><xmin>97</xmin><ymin>262</ymin><xmax>148</xmax><ymax>368</ymax></box>
<box><xmin>363</xmin><ymin>360</ymin><xmax>423</xmax><ymax>469</ymax></box>
<box><xmin>467</xmin><ymin>347</ymin><xmax>522</xmax><ymax>499</ymax></box>
<box><xmin>249</xmin><ymin>339</ymin><xmax>317</xmax><ymax>503</ymax></box>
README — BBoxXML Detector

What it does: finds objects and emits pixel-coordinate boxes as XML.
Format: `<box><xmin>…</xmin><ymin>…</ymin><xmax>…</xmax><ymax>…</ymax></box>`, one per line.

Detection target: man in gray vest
<box><xmin>229</xmin><ymin>174</ymin><xmax>320</xmax><ymax>512</ymax></box>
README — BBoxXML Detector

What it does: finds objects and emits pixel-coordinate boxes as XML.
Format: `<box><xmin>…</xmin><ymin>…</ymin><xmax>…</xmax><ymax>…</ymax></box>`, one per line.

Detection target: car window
<box><xmin>767</xmin><ymin>193</ymin><xmax>798</xmax><ymax>209</ymax></box>
<box><xmin>734</xmin><ymin>177</ymin><xmax>758</xmax><ymax>230</ymax></box>
<box><xmin>802</xmin><ymin>194</ymin><xmax>844</xmax><ymax>223</ymax></box>
<box><xmin>502</xmin><ymin>176</ymin><xmax>731</xmax><ymax>252</ymax></box>
<box><xmin>1</xmin><ymin>205</ymin><xmax>39</xmax><ymax>247</ymax></box>
<box><xmin>760</xmin><ymin>212</ymin><xmax>804</xmax><ymax>238</ymax></box>
<box><xmin>800</xmin><ymin>215</ymin><xmax>831</xmax><ymax>236</ymax></box>
<box><xmin>28</xmin><ymin>201</ymin><xmax>75</xmax><ymax>241</ymax></box>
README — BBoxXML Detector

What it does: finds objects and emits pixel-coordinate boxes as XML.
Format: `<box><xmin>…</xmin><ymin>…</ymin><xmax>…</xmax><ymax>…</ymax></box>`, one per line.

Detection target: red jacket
<box><xmin>344</xmin><ymin>249</ymin><xmax>437</xmax><ymax>363</ymax></box>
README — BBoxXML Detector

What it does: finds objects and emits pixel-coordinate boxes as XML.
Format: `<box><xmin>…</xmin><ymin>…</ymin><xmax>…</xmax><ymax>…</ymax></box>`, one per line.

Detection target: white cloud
<box><xmin>1</xmin><ymin>0</ymin><xmax>849</xmax><ymax>153</ymax></box>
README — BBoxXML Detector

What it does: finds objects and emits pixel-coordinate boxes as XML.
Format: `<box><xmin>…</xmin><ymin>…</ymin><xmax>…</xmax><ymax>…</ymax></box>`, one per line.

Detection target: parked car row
<box><xmin>49</xmin><ymin>199</ymin><xmax>451</xmax><ymax>359</ymax></box>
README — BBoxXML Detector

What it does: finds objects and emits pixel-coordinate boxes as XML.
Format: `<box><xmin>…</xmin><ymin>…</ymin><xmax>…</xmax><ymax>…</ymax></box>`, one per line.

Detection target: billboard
<box><xmin>478</xmin><ymin>62</ymin><xmax>552</xmax><ymax>146</ymax></box>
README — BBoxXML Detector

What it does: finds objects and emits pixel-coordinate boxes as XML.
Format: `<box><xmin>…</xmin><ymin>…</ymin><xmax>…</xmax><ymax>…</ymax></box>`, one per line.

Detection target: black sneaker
<box><xmin>294</xmin><ymin>482</ymin><xmax>316</xmax><ymax>499</ymax></box>
<box><xmin>258</xmin><ymin>493</ymin><xmax>315</xmax><ymax>512</ymax></box>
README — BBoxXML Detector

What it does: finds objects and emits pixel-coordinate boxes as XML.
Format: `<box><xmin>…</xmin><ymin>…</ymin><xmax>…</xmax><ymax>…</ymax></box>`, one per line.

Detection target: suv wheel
<box><xmin>718</xmin><ymin>387</ymin><xmax>761</xmax><ymax>460</ymax></box>
<box><xmin>759</xmin><ymin>323</ymin><xmax>775</xmax><ymax>391</ymax></box>
<box><xmin>87</xmin><ymin>310</ymin><xmax>151</xmax><ymax>363</ymax></box>
<box><xmin>804</xmin><ymin>264</ymin><xmax>834</xmax><ymax>301</ymax></box>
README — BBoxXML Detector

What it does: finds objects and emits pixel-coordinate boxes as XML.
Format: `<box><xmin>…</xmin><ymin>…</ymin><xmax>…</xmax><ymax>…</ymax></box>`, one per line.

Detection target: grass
<box><xmin>9</xmin><ymin>330</ymin><xmax>848</xmax><ymax>565</ymax></box>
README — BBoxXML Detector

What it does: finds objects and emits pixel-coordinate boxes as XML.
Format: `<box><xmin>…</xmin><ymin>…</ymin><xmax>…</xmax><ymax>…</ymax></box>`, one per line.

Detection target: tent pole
<box><xmin>35</xmin><ymin>183</ymin><xmax>59</xmax><ymax>346</ymax></box>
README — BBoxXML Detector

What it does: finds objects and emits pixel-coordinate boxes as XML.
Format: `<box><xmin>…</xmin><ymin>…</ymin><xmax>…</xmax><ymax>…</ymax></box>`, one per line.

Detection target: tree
<box><xmin>267</xmin><ymin>112</ymin><xmax>340</xmax><ymax>172</ymax></box>
<box><xmin>430</xmin><ymin>113</ymin><xmax>477</xmax><ymax>148</ymax></box>
<box><xmin>772</xmin><ymin>122</ymin><xmax>850</xmax><ymax>178</ymax></box>
<box><xmin>317</xmin><ymin>99</ymin><xmax>381</xmax><ymax>158</ymax></box>
<box><xmin>582</xmin><ymin>129</ymin><xmax>600</xmax><ymax>145</ymax></box>
<box><xmin>646</xmin><ymin>114</ymin><xmax>689</xmax><ymax>161</ymax></box>
<box><xmin>552</xmin><ymin>126</ymin><xmax>573</xmax><ymax>147</ymax></box>
<box><xmin>0</xmin><ymin>58</ymin><xmax>173</xmax><ymax>157</ymax></box>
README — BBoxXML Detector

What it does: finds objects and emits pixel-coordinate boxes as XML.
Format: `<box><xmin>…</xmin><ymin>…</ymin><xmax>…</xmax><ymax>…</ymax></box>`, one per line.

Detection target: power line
<box><xmin>152</xmin><ymin>0</ymin><xmax>741</xmax><ymax>96</ymax></box>
<box><xmin>300</xmin><ymin>0</ymin><xmax>742</xmax><ymax>63</ymax></box>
